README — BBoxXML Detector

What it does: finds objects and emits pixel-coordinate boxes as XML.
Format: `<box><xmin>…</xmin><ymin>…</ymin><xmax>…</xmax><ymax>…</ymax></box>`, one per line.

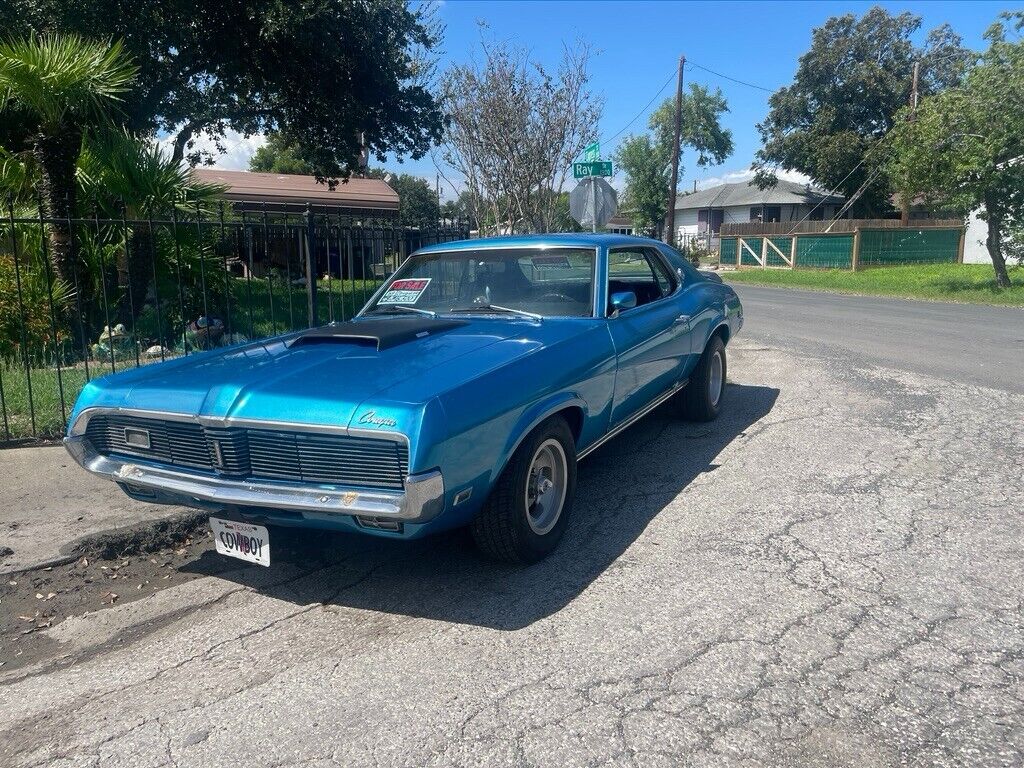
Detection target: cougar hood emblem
<box><xmin>358</xmin><ymin>411</ymin><xmax>397</xmax><ymax>428</ymax></box>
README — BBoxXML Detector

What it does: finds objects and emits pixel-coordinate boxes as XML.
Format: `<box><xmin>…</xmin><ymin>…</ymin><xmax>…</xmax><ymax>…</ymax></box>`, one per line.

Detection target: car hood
<box><xmin>77</xmin><ymin>318</ymin><xmax>580</xmax><ymax>431</ymax></box>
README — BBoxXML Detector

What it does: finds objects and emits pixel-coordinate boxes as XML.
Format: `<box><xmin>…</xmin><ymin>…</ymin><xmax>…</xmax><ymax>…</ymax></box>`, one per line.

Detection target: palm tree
<box><xmin>0</xmin><ymin>34</ymin><xmax>136</xmax><ymax>286</ymax></box>
<box><xmin>79</xmin><ymin>129</ymin><xmax>225</xmax><ymax>323</ymax></box>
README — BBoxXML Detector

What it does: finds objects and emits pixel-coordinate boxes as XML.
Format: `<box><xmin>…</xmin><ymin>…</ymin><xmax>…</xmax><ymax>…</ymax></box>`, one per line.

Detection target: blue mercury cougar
<box><xmin>65</xmin><ymin>234</ymin><xmax>743</xmax><ymax>564</ymax></box>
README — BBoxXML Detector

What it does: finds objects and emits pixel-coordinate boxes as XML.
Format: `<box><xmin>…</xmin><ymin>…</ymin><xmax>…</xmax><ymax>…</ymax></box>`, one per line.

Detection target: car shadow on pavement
<box><xmin>183</xmin><ymin>383</ymin><xmax>779</xmax><ymax>630</ymax></box>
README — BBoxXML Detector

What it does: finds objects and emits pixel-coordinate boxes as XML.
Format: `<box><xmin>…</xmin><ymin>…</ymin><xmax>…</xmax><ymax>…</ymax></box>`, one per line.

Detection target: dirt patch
<box><xmin>0</xmin><ymin>514</ymin><xmax>225</xmax><ymax>673</ymax></box>
<box><xmin>70</xmin><ymin>511</ymin><xmax>211</xmax><ymax>561</ymax></box>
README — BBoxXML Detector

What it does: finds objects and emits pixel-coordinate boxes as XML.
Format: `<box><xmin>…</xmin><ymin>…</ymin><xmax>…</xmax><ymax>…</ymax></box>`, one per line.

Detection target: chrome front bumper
<box><xmin>64</xmin><ymin>435</ymin><xmax>445</xmax><ymax>523</ymax></box>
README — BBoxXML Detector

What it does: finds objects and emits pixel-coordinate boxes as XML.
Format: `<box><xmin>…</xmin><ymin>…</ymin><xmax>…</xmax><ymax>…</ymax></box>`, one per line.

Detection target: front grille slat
<box><xmin>85</xmin><ymin>415</ymin><xmax>408</xmax><ymax>490</ymax></box>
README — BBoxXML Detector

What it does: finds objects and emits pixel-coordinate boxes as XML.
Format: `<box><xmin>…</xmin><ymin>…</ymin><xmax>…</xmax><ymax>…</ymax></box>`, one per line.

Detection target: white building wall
<box><xmin>675</xmin><ymin>201</ymin><xmax>841</xmax><ymax>248</ymax></box>
<box><xmin>963</xmin><ymin>208</ymin><xmax>991</xmax><ymax>264</ymax></box>
<box><xmin>677</xmin><ymin>209</ymin><xmax>700</xmax><ymax>235</ymax></box>
<box><xmin>677</xmin><ymin>204</ymin><xmax>818</xmax><ymax>228</ymax></box>
<box><xmin>720</xmin><ymin>205</ymin><xmax>752</xmax><ymax>227</ymax></box>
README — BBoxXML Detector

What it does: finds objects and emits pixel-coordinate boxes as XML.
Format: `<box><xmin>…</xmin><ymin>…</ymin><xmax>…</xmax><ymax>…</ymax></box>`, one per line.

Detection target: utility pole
<box><xmin>900</xmin><ymin>60</ymin><xmax>921</xmax><ymax>225</ymax></box>
<box><xmin>665</xmin><ymin>54</ymin><xmax>686</xmax><ymax>247</ymax></box>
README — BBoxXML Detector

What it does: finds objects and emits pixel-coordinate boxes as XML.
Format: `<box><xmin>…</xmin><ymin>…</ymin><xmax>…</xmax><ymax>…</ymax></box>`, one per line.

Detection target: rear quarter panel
<box><xmin>656</xmin><ymin>245</ymin><xmax>742</xmax><ymax>372</ymax></box>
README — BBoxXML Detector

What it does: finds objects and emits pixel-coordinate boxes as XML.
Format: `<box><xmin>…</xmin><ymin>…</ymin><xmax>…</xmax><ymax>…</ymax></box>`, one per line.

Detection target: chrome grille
<box><xmin>84</xmin><ymin>414</ymin><xmax>408</xmax><ymax>490</ymax></box>
<box><xmin>203</xmin><ymin>427</ymin><xmax>250</xmax><ymax>477</ymax></box>
<box><xmin>247</xmin><ymin>430</ymin><xmax>409</xmax><ymax>488</ymax></box>
<box><xmin>85</xmin><ymin>414</ymin><xmax>210</xmax><ymax>469</ymax></box>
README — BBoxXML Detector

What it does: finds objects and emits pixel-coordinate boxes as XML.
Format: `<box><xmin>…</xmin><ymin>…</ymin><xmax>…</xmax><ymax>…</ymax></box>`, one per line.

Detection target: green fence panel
<box><xmin>739</xmin><ymin>237</ymin><xmax>763</xmax><ymax>266</ymax></box>
<box><xmin>719</xmin><ymin>237</ymin><xmax>737</xmax><ymax>265</ymax></box>
<box><xmin>795</xmin><ymin>235</ymin><xmax>853</xmax><ymax>269</ymax></box>
<box><xmin>858</xmin><ymin>228</ymin><xmax>961</xmax><ymax>266</ymax></box>
<box><xmin>765</xmin><ymin>237</ymin><xmax>793</xmax><ymax>267</ymax></box>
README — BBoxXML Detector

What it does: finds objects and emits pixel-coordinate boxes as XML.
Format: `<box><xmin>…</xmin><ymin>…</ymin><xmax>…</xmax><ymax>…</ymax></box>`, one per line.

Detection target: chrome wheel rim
<box><xmin>525</xmin><ymin>439</ymin><xmax>567</xmax><ymax>535</ymax></box>
<box><xmin>709</xmin><ymin>351</ymin><xmax>724</xmax><ymax>407</ymax></box>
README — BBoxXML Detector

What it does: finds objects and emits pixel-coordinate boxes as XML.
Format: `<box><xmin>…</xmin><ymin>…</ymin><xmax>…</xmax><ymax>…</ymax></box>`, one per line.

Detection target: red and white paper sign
<box><xmin>379</xmin><ymin>278</ymin><xmax>432</xmax><ymax>304</ymax></box>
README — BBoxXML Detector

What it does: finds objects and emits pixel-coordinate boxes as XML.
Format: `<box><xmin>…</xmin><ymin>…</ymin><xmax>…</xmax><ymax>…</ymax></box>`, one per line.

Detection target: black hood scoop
<box><xmin>288</xmin><ymin>317</ymin><xmax>468</xmax><ymax>351</ymax></box>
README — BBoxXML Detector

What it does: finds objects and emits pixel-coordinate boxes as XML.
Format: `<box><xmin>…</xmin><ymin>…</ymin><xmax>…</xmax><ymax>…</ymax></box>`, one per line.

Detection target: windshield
<box><xmin>362</xmin><ymin>247</ymin><xmax>597</xmax><ymax>318</ymax></box>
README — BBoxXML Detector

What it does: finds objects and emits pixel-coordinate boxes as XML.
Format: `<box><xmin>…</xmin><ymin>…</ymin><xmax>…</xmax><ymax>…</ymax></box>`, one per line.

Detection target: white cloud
<box><xmin>693</xmin><ymin>166</ymin><xmax>812</xmax><ymax>190</ymax></box>
<box><xmin>157</xmin><ymin>128</ymin><xmax>266</xmax><ymax>170</ymax></box>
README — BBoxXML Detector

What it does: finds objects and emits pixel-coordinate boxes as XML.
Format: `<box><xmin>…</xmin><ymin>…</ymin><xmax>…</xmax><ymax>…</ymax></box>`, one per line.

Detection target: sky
<box><xmin>201</xmin><ymin>0</ymin><xmax>1009</xmax><ymax>200</ymax></box>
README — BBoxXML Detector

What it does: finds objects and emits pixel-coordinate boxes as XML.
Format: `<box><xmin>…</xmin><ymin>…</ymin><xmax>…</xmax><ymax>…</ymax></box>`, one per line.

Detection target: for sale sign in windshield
<box><xmin>379</xmin><ymin>278</ymin><xmax>432</xmax><ymax>304</ymax></box>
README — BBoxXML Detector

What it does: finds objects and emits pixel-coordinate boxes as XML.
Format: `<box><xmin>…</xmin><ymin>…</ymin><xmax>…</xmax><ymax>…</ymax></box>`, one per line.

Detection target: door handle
<box><xmin>673</xmin><ymin>314</ymin><xmax>691</xmax><ymax>327</ymax></box>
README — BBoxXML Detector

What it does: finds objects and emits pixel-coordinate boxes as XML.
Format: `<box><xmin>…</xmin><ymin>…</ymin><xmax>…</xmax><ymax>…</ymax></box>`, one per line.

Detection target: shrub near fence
<box><xmin>0</xmin><ymin>200</ymin><xmax>469</xmax><ymax>442</ymax></box>
<box><xmin>718</xmin><ymin>220</ymin><xmax>964</xmax><ymax>271</ymax></box>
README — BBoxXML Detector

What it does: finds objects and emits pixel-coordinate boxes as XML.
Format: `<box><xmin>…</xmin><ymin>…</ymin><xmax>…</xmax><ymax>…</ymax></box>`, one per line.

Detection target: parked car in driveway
<box><xmin>65</xmin><ymin>234</ymin><xmax>743</xmax><ymax>563</ymax></box>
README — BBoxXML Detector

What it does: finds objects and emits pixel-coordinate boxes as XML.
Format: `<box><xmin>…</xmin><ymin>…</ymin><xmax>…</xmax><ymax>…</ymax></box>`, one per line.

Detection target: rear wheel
<box><xmin>471</xmin><ymin>416</ymin><xmax>576</xmax><ymax>563</ymax></box>
<box><xmin>677</xmin><ymin>335</ymin><xmax>727</xmax><ymax>422</ymax></box>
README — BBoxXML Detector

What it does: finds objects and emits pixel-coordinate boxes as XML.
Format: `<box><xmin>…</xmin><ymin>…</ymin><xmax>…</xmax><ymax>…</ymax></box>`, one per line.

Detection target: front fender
<box><xmin>491</xmin><ymin>392</ymin><xmax>589</xmax><ymax>483</ymax></box>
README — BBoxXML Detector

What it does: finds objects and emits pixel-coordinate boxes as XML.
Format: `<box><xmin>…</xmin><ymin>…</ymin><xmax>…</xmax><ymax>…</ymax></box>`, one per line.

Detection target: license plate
<box><xmin>210</xmin><ymin>517</ymin><xmax>270</xmax><ymax>567</ymax></box>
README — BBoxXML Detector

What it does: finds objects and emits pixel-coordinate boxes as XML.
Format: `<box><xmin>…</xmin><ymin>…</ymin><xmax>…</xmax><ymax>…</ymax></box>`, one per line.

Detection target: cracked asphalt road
<box><xmin>1</xmin><ymin>309</ymin><xmax>1022</xmax><ymax>766</ymax></box>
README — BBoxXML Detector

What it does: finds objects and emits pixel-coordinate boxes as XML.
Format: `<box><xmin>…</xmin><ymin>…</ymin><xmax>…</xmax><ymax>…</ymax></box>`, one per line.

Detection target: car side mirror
<box><xmin>609</xmin><ymin>291</ymin><xmax>637</xmax><ymax>316</ymax></box>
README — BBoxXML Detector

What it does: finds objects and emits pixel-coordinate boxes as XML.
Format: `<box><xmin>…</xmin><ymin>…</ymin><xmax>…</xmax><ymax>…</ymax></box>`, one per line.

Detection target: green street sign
<box><xmin>583</xmin><ymin>142</ymin><xmax>600</xmax><ymax>163</ymax></box>
<box><xmin>573</xmin><ymin>160</ymin><xmax>613</xmax><ymax>179</ymax></box>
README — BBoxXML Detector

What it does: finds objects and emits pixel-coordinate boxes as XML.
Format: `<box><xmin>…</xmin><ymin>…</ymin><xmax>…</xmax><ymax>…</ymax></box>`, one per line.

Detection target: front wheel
<box><xmin>471</xmin><ymin>416</ymin><xmax>576</xmax><ymax>563</ymax></box>
<box><xmin>676</xmin><ymin>335</ymin><xmax>727</xmax><ymax>422</ymax></box>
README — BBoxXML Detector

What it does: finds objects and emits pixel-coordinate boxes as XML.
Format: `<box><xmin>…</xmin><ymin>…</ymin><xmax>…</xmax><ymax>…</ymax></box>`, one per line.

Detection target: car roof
<box><xmin>414</xmin><ymin>233</ymin><xmax>670</xmax><ymax>255</ymax></box>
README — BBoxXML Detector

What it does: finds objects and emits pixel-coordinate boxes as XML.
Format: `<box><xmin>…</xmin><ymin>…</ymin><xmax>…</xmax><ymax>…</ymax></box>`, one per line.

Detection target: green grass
<box><xmin>0</xmin><ymin>362</ymin><xmax>88</xmax><ymax>441</ymax></box>
<box><xmin>1</xmin><ymin>276</ymin><xmax>384</xmax><ymax>441</ymax></box>
<box><xmin>230</xmin><ymin>276</ymin><xmax>380</xmax><ymax>338</ymax></box>
<box><xmin>722</xmin><ymin>263</ymin><xmax>1024</xmax><ymax>306</ymax></box>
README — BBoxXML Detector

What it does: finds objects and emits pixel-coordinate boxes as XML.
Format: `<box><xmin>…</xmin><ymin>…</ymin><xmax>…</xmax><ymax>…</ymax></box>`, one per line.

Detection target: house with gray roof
<box><xmin>675</xmin><ymin>179</ymin><xmax>845</xmax><ymax>249</ymax></box>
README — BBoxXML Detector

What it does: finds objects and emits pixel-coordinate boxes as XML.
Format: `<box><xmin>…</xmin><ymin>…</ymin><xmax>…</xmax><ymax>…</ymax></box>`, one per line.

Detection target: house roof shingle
<box><xmin>192</xmin><ymin>169</ymin><xmax>399</xmax><ymax>211</ymax></box>
<box><xmin>675</xmin><ymin>179</ymin><xmax>844</xmax><ymax>211</ymax></box>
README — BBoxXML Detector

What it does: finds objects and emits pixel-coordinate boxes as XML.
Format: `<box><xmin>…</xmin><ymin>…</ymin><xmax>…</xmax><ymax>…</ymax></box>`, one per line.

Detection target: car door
<box><xmin>606</xmin><ymin>246</ymin><xmax>693</xmax><ymax>426</ymax></box>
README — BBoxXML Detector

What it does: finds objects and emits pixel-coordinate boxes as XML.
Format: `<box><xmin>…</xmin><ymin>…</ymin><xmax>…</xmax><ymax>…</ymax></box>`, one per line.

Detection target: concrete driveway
<box><xmin>1</xmin><ymin>290</ymin><xmax>1022</xmax><ymax>767</ymax></box>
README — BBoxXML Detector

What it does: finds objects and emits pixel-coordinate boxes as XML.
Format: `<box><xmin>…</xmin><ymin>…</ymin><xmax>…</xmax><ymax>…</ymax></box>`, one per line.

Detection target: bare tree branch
<box><xmin>439</xmin><ymin>37</ymin><xmax>602</xmax><ymax>234</ymax></box>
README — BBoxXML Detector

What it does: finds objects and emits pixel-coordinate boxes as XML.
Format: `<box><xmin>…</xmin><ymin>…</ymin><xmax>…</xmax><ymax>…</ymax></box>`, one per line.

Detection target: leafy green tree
<box><xmin>440</xmin><ymin>190</ymin><xmax>476</xmax><ymax>228</ymax></box>
<box><xmin>1</xmin><ymin>210</ymin><xmax>73</xmax><ymax>360</ymax></box>
<box><xmin>79</xmin><ymin>130</ymin><xmax>225</xmax><ymax>320</ymax></box>
<box><xmin>390</xmin><ymin>174</ymin><xmax>439</xmax><ymax>228</ymax></box>
<box><xmin>754</xmin><ymin>7</ymin><xmax>972</xmax><ymax>215</ymax></box>
<box><xmin>364</xmin><ymin>168</ymin><xmax>439</xmax><ymax>228</ymax></box>
<box><xmin>249</xmin><ymin>133</ymin><xmax>316</xmax><ymax>175</ymax></box>
<box><xmin>615</xmin><ymin>135</ymin><xmax>668</xmax><ymax>234</ymax></box>
<box><xmin>614</xmin><ymin>84</ymin><xmax>733</xmax><ymax>238</ymax></box>
<box><xmin>886</xmin><ymin>13</ymin><xmax>1024</xmax><ymax>288</ymax></box>
<box><xmin>0</xmin><ymin>33</ymin><xmax>136</xmax><ymax>283</ymax></box>
<box><xmin>0</xmin><ymin>145</ymin><xmax>38</xmax><ymax>203</ymax></box>
<box><xmin>551</xmin><ymin>191</ymin><xmax>583</xmax><ymax>233</ymax></box>
<box><xmin>6</xmin><ymin>0</ymin><xmax>444</xmax><ymax>179</ymax></box>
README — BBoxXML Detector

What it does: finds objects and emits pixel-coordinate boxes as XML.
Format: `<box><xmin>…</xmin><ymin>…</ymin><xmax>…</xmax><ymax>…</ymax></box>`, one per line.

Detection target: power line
<box><xmin>685</xmin><ymin>61</ymin><xmax>774</xmax><ymax>93</ymax></box>
<box><xmin>595</xmin><ymin>67</ymin><xmax>678</xmax><ymax>149</ymax></box>
<box><xmin>595</xmin><ymin>59</ymin><xmax>776</xmax><ymax>158</ymax></box>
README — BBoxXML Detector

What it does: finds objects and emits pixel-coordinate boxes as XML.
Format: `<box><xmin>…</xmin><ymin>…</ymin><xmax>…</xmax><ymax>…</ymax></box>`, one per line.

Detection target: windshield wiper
<box><xmin>448</xmin><ymin>304</ymin><xmax>543</xmax><ymax>320</ymax></box>
<box><xmin>364</xmin><ymin>305</ymin><xmax>437</xmax><ymax>318</ymax></box>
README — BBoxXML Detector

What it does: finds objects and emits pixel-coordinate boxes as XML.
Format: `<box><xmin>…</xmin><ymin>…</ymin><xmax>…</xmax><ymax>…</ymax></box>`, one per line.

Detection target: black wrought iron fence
<box><xmin>0</xmin><ymin>199</ymin><xmax>469</xmax><ymax>443</ymax></box>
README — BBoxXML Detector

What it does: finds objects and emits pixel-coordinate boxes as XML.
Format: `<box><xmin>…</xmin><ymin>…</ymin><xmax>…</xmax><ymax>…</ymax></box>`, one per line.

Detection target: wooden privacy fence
<box><xmin>719</xmin><ymin>220</ymin><xmax>966</xmax><ymax>271</ymax></box>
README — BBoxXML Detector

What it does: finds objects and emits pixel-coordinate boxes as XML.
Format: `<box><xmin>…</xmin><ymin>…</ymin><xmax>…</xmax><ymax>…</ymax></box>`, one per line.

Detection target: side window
<box><xmin>646</xmin><ymin>251</ymin><xmax>678</xmax><ymax>296</ymax></box>
<box><xmin>607</xmin><ymin>248</ymin><xmax>676</xmax><ymax>311</ymax></box>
